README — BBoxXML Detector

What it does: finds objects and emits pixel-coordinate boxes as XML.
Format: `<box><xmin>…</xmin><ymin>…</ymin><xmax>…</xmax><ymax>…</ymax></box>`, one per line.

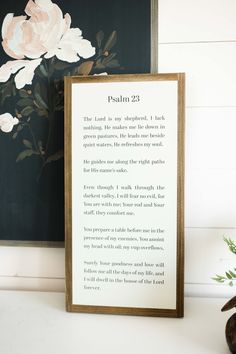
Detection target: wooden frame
<box><xmin>65</xmin><ymin>73</ymin><xmax>185</xmax><ymax>317</ymax></box>
<box><xmin>151</xmin><ymin>0</ymin><xmax>158</xmax><ymax>73</ymax></box>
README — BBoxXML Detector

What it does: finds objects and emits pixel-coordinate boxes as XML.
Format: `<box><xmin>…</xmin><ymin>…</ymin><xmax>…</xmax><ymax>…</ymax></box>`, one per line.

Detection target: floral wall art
<box><xmin>0</xmin><ymin>0</ymin><xmax>152</xmax><ymax>242</ymax></box>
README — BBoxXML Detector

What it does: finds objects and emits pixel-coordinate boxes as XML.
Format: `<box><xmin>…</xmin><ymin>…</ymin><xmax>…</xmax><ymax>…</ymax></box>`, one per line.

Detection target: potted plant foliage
<box><xmin>213</xmin><ymin>237</ymin><xmax>236</xmax><ymax>354</ymax></box>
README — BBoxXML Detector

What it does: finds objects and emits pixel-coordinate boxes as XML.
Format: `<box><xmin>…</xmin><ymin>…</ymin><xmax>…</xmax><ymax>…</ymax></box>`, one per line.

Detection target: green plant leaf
<box><xmin>21</xmin><ymin>106</ymin><xmax>34</xmax><ymax>116</ymax></box>
<box><xmin>96</xmin><ymin>30</ymin><xmax>104</xmax><ymax>48</ymax></box>
<box><xmin>17</xmin><ymin>98</ymin><xmax>34</xmax><ymax>107</ymax></box>
<box><xmin>22</xmin><ymin>139</ymin><xmax>33</xmax><ymax>149</ymax></box>
<box><xmin>213</xmin><ymin>237</ymin><xmax>236</xmax><ymax>287</ymax></box>
<box><xmin>229</xmin><ymin>270</ymin><xmax>236</xmax><ymax>278</ymax></box>
<box><xmin>16</xmin><ymin>149</ymin><xmax>39</xmax><ymax>162</ymax></box>
<box><xmin>103</xmin><ymin>31</ymin><xmax>117</xmax><ymax>52</ymax></box>
<box><xmin>226</xmin><ymin>272</ymin><xmax>232</xmax><ymax>279</ymax></box>
<box><xmin>224</xmin><ymin>237</ymin><xmax>236</xmax><ymax>255</ymax></box>
<box><xmin>212</xmin><ymin>275</ymin><xmax>225</xmax><ymax>283</ymax></box>
<box><xmin>45</xmin><ymin>150</ymin><xmax>64</xmax><ymax>164</ymax></box>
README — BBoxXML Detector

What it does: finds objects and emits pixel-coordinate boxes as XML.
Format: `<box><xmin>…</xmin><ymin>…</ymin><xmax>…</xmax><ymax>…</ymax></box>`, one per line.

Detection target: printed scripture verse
<box><xmin>71</xmin><ymin>80</ymin><xmax>178</xmax><ymax>309</ymax></box>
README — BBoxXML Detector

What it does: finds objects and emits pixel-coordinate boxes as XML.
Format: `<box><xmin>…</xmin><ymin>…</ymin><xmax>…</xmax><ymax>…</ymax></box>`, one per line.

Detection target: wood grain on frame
<box><xmin>151</xmin><ymin>0</ymin><xmax>158</xmax><ymax>73</ymax></box>
<box><xmin>65</xmin><ymin>77</ymin><xmax>73</xmax><ymax>310</ymax></box>
<box><xmin>65</xmin><ymin>73</ymin><xmax>185</xmax><ymax>317</ymax></box>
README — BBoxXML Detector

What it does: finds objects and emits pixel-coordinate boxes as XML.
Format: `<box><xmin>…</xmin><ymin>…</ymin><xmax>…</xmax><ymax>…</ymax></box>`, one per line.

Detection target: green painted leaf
<box><xmin>0</xmin><ymin>80</ymin><xmax>14</xmax><ymax>104</ymax></box>
<box><xmin>39</xmin><ymin>82</ymin><xmax>48</xmax><ymax>103</ymax></box>
<box><xmin>55</xmin><ymin>105</ymin><xmax>64</xmax><ymax>111</ymax></box>
<box><xmin>33</xmin><ymin>82</ymin><xmax>48</xmax><ymax>110</ymax></box>
<box><xmin>16</xmin><ymin>125</ymin><xmax>23</xmax><ymax>133</ymax></box>
<box><xmin>54</xmin><ymin>62</ymin><xmax>72</xmax><ymax>71</ymax></box>
<box><xmin>12</xmin><ymin>85</ymin><xmax>16</xmax><ymax>96</ymax></box>
<box><xmin>105</xmin><ymin>59</ymin><xmax>120</xmax><ymax>69</ymax></box>
<box><xmin>17</xmin><ymin>98</ymin><xmax>34</xmax><ymax>107</ymax></box>
<box><xmin>39</xmin><ymin>64</ymin><xmax>48</xmax><ymax>77</ymax></box>
<box><xmin>34</xmin><ymin>82</ymin><xmax>40</xmax><ymax>97</ymax></box>
<box><xmin>75</xmin><ymin>61</ymin><xmax>94</xmax><ymax>75</ymax></box>
<box><xmin>102</xmin><ymin>53</ymin><xmax>117</xmax><ymax>64</ymax></box>
<box><xmin>21</xmin><ymin>106</ymin><xmax>34</xmax><ymax>116</ymax></box>
<box><xmin>37</xmin><ymin>108</ymin><xmax>49</xmax><ymax>117</ymax></box>
<box><xmin>103</xmin><ymin>31</ymin><xmax>117</xmax><ymax>52</ymax></box>
<box><xmin>217</xmin><ymin>279</ymin><xmax>225</xmax><ymax>283</ymax></box>
<box><xmin>12</xmin><ymin>132</ymin><xmax>18</xmax><ymax>139</ymax></box>
<box><xmin>46</xmin><ymin>150</ymin><xmax>64</xmax><ymax>164</ymax></box>
<box><xmin>38</xmin><ymin>140</ymin><xmax>44</xmax><ymax>154</ymax></box>
<box><xmin>16</xmin><ymin>149</ymin><xmax>39</xmax><ymax>162</ymax></box>
<box><xmin>94</xmin><ymin>58</ymin><xmax>105</xmax><ymax>70</ymax></box>
<box><xmin>19</xmin><ymin>89</ymin><xmax>29</xmax><ymax>98</ymax></box>
<box><xmin>35</xmin><ymin>93</ymin><xmax>48</xmax><ymax>110</ymax></box>
<box><xmin>96</xmin><ymin>30</ymin><xmax>104</xmax><ymax>48</ymax></box>
<box><xmin>23</xmin><ymin>139</ymin><xmax>33</xmax><ymax>149</ymax></box>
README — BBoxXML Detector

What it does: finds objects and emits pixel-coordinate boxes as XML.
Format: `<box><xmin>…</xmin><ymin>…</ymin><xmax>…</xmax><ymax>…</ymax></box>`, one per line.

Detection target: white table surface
<box><xmin>0</xmin><ymin>290</ymin><xmax>232</xmax><ymax>354</ymax></box>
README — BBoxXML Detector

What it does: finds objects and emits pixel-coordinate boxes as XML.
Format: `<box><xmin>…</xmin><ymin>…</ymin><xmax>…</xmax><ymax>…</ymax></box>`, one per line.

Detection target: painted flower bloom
<box><xmin>0</xmin><ymin>113</ymin><xmax>19</xmax><ymax>133</ymax></box>
<box><xmin>0</xmin><ymin>58</ymin><xmax>42</xmax><ymax>89</ymax></box>
<box><xmin>0</xmin><ymin>0</ymin><xmax>95</xmax><ymax>87</ymax></box>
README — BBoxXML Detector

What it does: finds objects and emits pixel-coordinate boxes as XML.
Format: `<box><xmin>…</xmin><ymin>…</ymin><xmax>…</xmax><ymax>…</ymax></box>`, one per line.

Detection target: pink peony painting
<box><xmin>0</xmin><ymin>0</ymin><xmax>152</xmax><ymax>242</ymax></box>
<box><xmin>0</xmin><ymin>0</ymin><xmax>118</xmax><ymax>169</ymax></box>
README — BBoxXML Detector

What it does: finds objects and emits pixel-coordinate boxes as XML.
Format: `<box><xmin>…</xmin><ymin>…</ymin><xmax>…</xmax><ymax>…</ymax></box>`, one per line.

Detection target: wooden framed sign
<box><xmin>65</xmin><ymin>73</ymin><xmax>185</xmax><ymax>317</ymax></box>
